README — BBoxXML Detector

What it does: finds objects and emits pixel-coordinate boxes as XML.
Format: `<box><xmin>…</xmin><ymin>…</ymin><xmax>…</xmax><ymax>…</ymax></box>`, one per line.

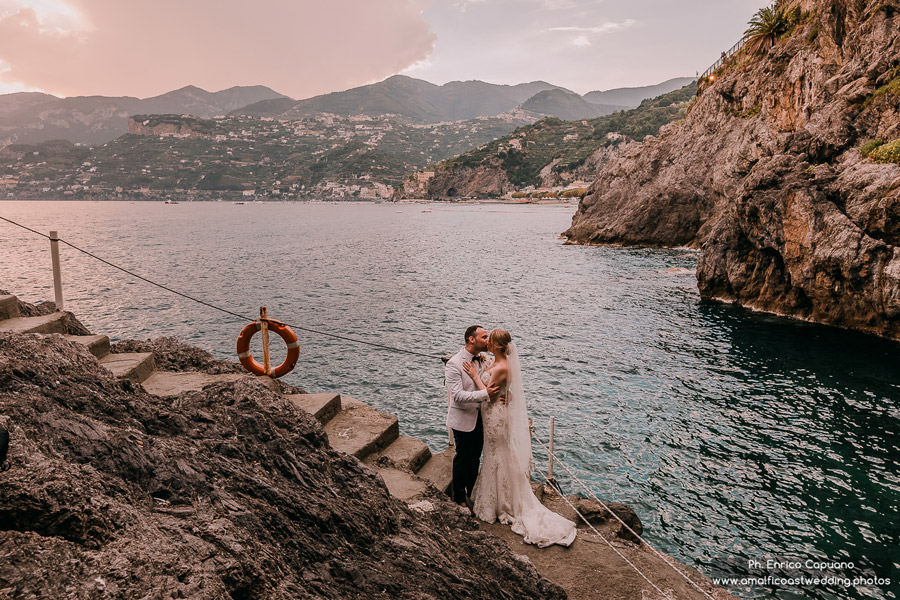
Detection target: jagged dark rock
<box><xmin>565</xmin><ymin>0</ymin><xmax>900</xmax><ymax>340</ymax></box>
<box><xmin>0</xmin><ymin>333</ymin><xmax>566</xmax><ymax>599</ymax></box>
<box><xmin>0</xmin><ymin>426</ymin><xmax>8</xmax><ymax>470</ymax></box>
<box><xmin>570</xmin><ymin>498</ymin><xmax>644</xmax><ymax>543</ymax></box>
<box><xmin>112</xmin><ymin>337</ymin><xmax>246</xmax><ymax>375</ymax></box>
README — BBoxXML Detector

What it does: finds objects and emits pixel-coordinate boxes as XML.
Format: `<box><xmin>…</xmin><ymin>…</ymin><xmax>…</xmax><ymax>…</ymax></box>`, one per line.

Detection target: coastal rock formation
<box><xmin>532</xmin><ymin>483</ymin><xmax>644</xmax><ymax>542</ymax></box>
<box><xmin>563</xmin><ymin>120</ymin><xmax>721</xmax><ymax>246</ymax></box>
<box><xmin>425</xmin><ymin>158</ymin><xmax>512</xmax><ymax>198</ymax></box>
<box><xmin>565</xmin><ymin>0</ymin><xmax>900</xmax><ymax>339</ymax></box>
<box><xmin>0</xmin><ymin>332</ymin><xmax>566</xmax><ymax>599</ymax></box>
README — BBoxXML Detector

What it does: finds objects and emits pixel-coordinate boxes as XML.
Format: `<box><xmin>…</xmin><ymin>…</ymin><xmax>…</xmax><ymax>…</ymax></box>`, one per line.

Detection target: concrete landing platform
<box><xmin>479</xmin><ymin>516</ymin><xmax>734</xmax><ymax>600</ymax></box>
<box><xmin>0</xmin><ymin>295</ymin><xmax>19</xmax><ymax>320</ymax></box>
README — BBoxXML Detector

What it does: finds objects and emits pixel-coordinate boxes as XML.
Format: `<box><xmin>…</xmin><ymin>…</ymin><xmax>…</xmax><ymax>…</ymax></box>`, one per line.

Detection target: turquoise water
<box><xmin>1</xmin><ymin>201</ymin><xmax>897</xmax><ymax>600</ymax></box>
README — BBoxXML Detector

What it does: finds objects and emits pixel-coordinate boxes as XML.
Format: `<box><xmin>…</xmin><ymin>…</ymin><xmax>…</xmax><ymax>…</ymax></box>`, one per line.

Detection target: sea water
<box><xmin>1</xmin><ymin>201</ymin><xmax>897</xmax><ymax>600</ymax></box>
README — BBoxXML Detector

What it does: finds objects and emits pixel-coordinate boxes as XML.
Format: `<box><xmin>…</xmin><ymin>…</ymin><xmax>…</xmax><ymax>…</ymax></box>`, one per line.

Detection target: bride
<box><xmin>462</xmin><ymin>329</ymin><xmax>577</xmax><ymax>548</ymax></box>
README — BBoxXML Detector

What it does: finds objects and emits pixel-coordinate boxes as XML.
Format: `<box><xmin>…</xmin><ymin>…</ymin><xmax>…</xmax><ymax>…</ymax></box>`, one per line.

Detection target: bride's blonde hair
<box><xmin>489</xmin><ymin>329</ymin><xmax>512</xmax><ymax>355</ymax></box>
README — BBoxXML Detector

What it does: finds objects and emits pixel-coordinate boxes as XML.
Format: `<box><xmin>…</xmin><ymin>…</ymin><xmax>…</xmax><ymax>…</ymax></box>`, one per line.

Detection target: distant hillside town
<box><xmin>0</xmin><ymin>75</ymin><xmax>694</xmax><ymax>201</ymax></box>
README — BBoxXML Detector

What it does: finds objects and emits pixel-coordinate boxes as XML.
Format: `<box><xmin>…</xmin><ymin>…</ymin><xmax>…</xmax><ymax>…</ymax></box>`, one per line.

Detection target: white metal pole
<box><xmin>49</xmin><ymin>230</ymin><xmax>64</xmax><ymax>311</ymax></box>
<box><xmin>548</xmin><ymin>416</ymin><xmax>555</xmax><ymax>479</ymax></box>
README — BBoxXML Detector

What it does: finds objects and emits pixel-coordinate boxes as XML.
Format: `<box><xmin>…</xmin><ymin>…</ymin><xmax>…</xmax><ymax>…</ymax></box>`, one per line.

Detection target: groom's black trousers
<box><xmin>451</xmin><ymin>410</ymin><xmax>484</xmax><ymax>503</ymax></box>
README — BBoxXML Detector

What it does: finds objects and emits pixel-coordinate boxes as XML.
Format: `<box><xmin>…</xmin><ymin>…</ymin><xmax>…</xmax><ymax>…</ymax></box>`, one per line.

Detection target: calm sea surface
<box><xmin>1</xmin><ymin>201</ymin><xmax>897</xmax><ymax>600</ymax></box>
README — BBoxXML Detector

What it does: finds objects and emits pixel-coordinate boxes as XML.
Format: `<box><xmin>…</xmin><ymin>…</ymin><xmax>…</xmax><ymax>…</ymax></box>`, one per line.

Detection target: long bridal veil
<box><xmin>501</xmin><ymin>341</ymin><xmax>577</xmax><ymax>548</ymax></box>
<box><xmin>505</xmin><ymin>342</ymin><xmax>534</xmax><ymax>479</ymax></box>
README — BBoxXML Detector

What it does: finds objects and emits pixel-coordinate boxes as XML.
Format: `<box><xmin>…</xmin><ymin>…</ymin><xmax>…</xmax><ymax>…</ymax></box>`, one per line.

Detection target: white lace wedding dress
<box><xmin>472</xmin><ymin>342</ymin><xmax>577</xmax><ymax>548</ymax></box>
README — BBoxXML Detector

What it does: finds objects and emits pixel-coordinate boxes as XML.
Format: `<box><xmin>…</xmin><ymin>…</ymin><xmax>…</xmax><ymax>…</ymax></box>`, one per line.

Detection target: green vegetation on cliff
<box><xmin>862</xmin><ymin>138</ymin><xmax>900</xmax><ymax>164</ymax></box>
<box><xmin>436</xmin><ymin>82</ymin><xmax>696</xmax><ymax>187</ymax></box>
<box><xmin>864</xmin><ymin>65</ymin><xmax>900</xmax><ymax>107</ymax></box>
<box><xmin>744</xmin><ymin>4</ymin><xmax>812</xmax><ymax>56</ymax></box>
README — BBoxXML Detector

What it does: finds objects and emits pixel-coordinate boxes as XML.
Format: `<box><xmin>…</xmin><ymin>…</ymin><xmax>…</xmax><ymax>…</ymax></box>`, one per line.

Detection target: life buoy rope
<box><xmin>236</xmin><ymin>319</ymin><xmax>299</xmax><ymax>378</ymax></box>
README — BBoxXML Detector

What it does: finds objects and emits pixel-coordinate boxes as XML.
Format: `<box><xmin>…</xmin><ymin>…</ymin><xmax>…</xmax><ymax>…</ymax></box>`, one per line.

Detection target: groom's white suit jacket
<box><xmin>445</xmin><ymin>347</ymin><xmax>490</xmax><ymax>433</ymax></box>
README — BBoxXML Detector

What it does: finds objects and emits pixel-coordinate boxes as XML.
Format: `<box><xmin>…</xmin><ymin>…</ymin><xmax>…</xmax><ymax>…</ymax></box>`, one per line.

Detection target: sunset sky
<box><xmin>0</xmin><ymin>0</ymin><xmax>766</xmax><ymax>99</ymax></box>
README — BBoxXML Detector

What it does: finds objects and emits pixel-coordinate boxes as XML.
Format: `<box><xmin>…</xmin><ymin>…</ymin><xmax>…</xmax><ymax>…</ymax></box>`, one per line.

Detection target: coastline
<box><xmin>0</xmin><ymin>291</ymin><xmax>734</xmax><ymax>599</ymax></box>
<box><xmin>1</xmin><ymin>194</ymin><xmax>579</xmax><ymax>205</ymax></box>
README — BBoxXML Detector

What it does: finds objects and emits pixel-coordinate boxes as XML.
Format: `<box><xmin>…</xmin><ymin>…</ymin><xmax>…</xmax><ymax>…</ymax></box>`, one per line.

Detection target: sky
<box><xmin>0</xmin><ymin>0</ymin><xmax>767</xmax><ymax>99</ymax></box>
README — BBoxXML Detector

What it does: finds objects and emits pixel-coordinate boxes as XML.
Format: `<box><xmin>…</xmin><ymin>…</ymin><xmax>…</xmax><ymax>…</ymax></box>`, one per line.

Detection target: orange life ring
<box><xmin>236</xmin><ymin>320</ymin><xmax>299</xmax><ymax>378</ymax></box>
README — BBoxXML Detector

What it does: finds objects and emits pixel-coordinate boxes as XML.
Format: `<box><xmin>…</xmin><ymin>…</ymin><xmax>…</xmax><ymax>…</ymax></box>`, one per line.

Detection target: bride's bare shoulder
<box><xmin>491</xmin><ymin>362</ymin><xmax>509</xmax><ymax>379</ymax></box>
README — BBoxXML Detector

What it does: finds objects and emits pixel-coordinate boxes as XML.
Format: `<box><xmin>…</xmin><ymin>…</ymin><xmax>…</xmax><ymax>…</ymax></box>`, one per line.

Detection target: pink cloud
<box><xmin>0</xmin><ymin>0</ymin><xmax>436</xmax><ymax>98</ymax></box>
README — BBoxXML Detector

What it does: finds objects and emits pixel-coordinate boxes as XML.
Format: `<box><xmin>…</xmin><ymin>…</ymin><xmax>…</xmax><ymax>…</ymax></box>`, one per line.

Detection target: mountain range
<box><xmin>518</xmin><ymin>89</ymin><xmax>623</xmax><ymax>120</ymax></box>
<box><xmin>583</xmin><ymin>77</ymin><xmax>697</xmax><ymax>108</ymax></box>
<box><xmin>233</xmin><ymin>75</ymin><xmax>630</xmax><ymax>123</ymax></box>
<box><xmin>0</xmin><ymin>75</ymin><xmax>693</xmax><ymax>148</ymax></box>
<box><xmin>0</xmin><ymin>85</ymin><xmax>289</xmax><ymax>147</ymax></box>
<box><xmin>0</xmin><ymin>81</ymin><xmax>698</xmax><ymax>203</ymax></box>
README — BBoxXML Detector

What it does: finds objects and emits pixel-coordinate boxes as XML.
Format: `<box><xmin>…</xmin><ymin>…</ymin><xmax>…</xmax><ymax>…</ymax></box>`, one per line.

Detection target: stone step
<box><xmin>284</xmin><ymin>393</ymin><xmax>342</xmax><ymax>425</ymax></box>
<box><xmin>0</xmin><ymin>295</ymin><xmax>20</xmax><ymax>320</ymax></box>
<box><xmin>141</xmin><ymin>371</ymin><xmax>245</xmax><ymax>397</ymax></box>
<box><xmin>368</xmin><ymin>435</ymin><xmax>432</xmax><ymax>474</ymax></box>
<box><xmin>372</xmin><ymin>465</ymin><xmax>429</xmax><ymax>503</ymax></box>
<box><xmin>323</xmin><ymin>396</ymin><xmax>399</xmax><ymax>460</ymax></box>
<box><xmin>99</xmin><ymin>352</ymin><xmax>156</xmax><ymax>384</ymax></box>
<box><xmin>64</xmin><ymin>334</ymin><xmax>110</xmax><ymax>359</ymax></box>
<box><xmin>416</xmin><ymin>448</ymin><xmax>455</xmax><ymax>496</ymax></box>
<box><xmin>0</xmin><ymin>312</ymin><xmax>66</xmax><ymax>335</ymax></box>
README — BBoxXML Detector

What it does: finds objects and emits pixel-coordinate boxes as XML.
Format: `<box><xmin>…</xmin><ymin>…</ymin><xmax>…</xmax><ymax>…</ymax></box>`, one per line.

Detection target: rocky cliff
<box><xmin>423</xmin><ymin>157</ymin><xmax>513</xmax><ymax>199</ymax></box>
<box><xmin>416</xmin><ymin>84</ymin><xmax>695</xmax><ymax>199</ymax></box>
<box><xmin>565</xmin><ymin>0</ymin><xmax>900</xmax><ymax>340</ymax></box>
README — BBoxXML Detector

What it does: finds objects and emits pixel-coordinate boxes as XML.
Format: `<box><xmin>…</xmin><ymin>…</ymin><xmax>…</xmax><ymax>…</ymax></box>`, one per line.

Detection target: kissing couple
<box><xmin>444</xmin><ymin>325</ymin><xmax>577</xmax><ymax>548</ymax></box>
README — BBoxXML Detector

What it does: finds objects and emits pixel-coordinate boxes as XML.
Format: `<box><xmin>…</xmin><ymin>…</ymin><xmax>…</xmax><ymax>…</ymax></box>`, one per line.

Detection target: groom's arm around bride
<box><xmin>445</xmin><ymin>326</ymin><xmax>504</xmax><ymax>431</ymax></box>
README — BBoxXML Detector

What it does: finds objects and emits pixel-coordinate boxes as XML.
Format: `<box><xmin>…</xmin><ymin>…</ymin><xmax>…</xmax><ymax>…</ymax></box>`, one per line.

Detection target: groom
<box><xmin>445</xmin><ymin>325</ymin><xmax>501</xmax><ymax>510</ymax></box>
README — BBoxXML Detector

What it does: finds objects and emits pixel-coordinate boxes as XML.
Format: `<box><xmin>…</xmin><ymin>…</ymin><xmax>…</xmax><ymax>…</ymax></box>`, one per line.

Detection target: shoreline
<box><xmin>0</xmin><ymin>290</ymin><xmax>735</xmax><ymax>599</ymax></box>
<box><xmin>1</xmin><ymin>194</ymin><xmax>580</xmax><ymax>206</ymax></box>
